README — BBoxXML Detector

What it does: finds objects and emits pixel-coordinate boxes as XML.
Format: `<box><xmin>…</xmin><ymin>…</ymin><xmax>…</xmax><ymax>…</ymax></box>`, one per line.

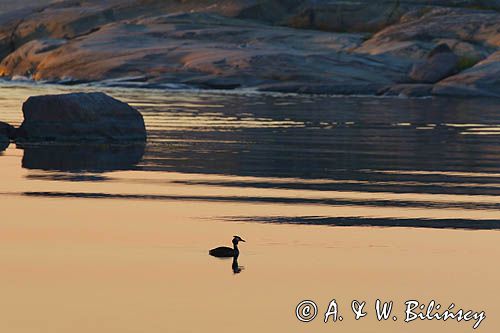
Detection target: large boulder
<box><xmin>0</xmin><ymin>121</ymin><xmax>15</xmax><ymax>151</ymax></box>
<box><xmin>0</xmin><ymin>121</ymin><xmax>16</xmax><ymax>141</ymax></box>
<box><xmin>409</xmin><ymin>44</ymin><xmax>459</xmax><ymax>83</ymax></box>
<box><xmin>17</xmin><ymin>92</ymin><xmax>146</xmax><ymax>142</ymax></box>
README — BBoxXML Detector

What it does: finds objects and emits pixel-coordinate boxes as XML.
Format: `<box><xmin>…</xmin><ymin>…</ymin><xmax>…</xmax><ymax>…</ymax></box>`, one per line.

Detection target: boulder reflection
<box><xmin>232</xmin><ymin>256</ymin><xmax>244</xmax><ymax>274</ymax></box>
<box><xmin>20</xmin><ymin>143</ymin><xmax>145</xmax><ymax>172</ymax></box>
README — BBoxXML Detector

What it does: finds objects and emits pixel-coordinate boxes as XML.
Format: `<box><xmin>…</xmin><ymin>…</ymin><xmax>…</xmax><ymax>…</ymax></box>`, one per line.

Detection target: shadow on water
<box><xmin>172</xmin><ymin>178</ymin><xmax>500</xmax><ymax>197</ymax></box>
<box><xmin>20</xmin><ymin>190</ymin><xmax>500</xmax><ymax>211</ymax></box>
<box><xmin>18</xmin><ymin>190</ymin><xmax>500</xmax><ymax>230</ymax></box>
<box><xmin>221</xmin><ymin>216</ymin><xmax>500</xmax><ymax>231</ymax></box>
<box><xmin>19</xmin><ymin>143</ymin><xmax>145</xmax><ymax>173</ymax></box>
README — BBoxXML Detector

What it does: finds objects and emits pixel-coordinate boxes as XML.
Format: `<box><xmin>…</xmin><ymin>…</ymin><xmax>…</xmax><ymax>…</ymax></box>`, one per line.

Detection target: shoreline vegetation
<box><xmin>0</xmin><ymin>0</ymin><xmax>498</xmax><ymax>98</ymax></box>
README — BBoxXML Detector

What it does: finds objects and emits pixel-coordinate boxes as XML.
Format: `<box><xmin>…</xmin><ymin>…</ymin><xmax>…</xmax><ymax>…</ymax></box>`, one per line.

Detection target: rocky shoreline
<box><xmin>0</xmin><ymin>0</ymin><xmax>499</xmax><ymax>97</ymax></box>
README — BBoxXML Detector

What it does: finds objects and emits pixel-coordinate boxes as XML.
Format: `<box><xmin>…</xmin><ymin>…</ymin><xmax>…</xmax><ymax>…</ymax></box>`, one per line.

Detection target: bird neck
<box><xmin>233</xmin><ymin>244</ymin><xmax>240</xmax><ymax>259</ymax></box>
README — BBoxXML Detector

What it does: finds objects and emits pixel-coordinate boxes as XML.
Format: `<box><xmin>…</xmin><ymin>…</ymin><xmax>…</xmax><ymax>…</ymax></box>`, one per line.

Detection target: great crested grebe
<box><xmin>209</xmin><ymin>236</ymin><xmax>245</xmax><ymax>258</ymax></box>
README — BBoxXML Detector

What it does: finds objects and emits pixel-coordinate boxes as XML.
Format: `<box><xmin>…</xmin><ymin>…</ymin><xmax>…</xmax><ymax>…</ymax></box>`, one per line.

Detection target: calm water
<box><xmin>1</xmin><ymin>82</ymin><xmax>499</xmax><ymax>229</ymax></box>
<box><xmin>1</xmin><ymin>82</ymin><xmax>500</xmax><ymax>333</ymax></box>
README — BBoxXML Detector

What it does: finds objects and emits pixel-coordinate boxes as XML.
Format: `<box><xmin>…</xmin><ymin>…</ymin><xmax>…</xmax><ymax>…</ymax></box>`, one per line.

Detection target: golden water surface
<box><xmin>0</xmin><ymin>83</ymin><xmax>499</xmax><ymax>332</ymax></box>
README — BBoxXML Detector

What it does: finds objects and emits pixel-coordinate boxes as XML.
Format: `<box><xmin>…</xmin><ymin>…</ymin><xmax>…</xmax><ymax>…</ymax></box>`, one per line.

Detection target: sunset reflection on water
<box><xmin>0</xmin><ymin>82</ymin><xmax>499</xmax><ymax>333</ymax></box>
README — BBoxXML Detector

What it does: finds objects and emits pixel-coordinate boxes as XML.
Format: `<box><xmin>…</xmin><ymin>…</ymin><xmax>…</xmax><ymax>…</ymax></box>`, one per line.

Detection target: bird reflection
<box><xmin>232</xmin><ymin>256</ymin><xmax>244</xmax><ymax>274</ymax></box>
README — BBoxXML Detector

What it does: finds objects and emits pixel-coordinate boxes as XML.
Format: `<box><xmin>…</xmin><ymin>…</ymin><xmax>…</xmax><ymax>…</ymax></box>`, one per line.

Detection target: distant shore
<box><xmin>0</xmin><ymin>0</ymin><xmax>499</xmax><ymax>98</ymax></box>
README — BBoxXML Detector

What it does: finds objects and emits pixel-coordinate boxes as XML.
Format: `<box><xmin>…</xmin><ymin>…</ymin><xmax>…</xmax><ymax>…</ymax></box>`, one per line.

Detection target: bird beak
<box><xmin>240</xmin><ymin>239</ymin><xmax>246</xmax><ymax>242</ymax></box>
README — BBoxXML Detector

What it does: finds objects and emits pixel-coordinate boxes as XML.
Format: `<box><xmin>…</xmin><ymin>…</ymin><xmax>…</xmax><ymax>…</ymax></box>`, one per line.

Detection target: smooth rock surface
<box><xmin>0</xmin><ymin>1</ymin><xmax>498</xmax><ymax>96</ymax></box>
<box><xmin>0</xmin><ymin>13</ymin><xmax>408</xmax><ymax>94</ymax></box>
<box><xmin>433</xmin><ymin>51</ymin><xmax>500</xmax><ymax>97</ymax></box>
<box><xmin>18</xmin><ymin>92</ymin><xmax>146</xmax><ymax>142</ymax></box>
<box><xmin>356</xmin><ymin>7</ymin><xmax>500</xmax><ymax>59</ymax></box>
<box><xmin>378</xmin><ymin>84</ymin><xmax>434</xmax><ymax>97</ymax></box>
<box><xmin>409</xmin><ymin>44</ymin><xmax>459</xmax><ymax>83</ymax></box>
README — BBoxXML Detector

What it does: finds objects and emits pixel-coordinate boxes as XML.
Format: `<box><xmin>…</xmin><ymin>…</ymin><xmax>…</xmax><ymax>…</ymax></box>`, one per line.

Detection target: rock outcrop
<box><xmin>0</xmin><ymin>0</ymin><xmax>498</xmax><ymax>97</ymax></box>
<box><xmin>0</xmin><ymin>121</ymin><xmax>15</xmax><ymax>141</ymax></box>
<box><xmin>0</xmin><ymin>121</ymin><xmax>15</xmax><ymax>151</ymax></box>
<box><xmin>378</xmin><ymin>84</ymin><xmax>434</xmax><ymax>97</ymax></box>
<box><xmin>0</xmin><ymin>12</ymin><xmax>411</xmax><ymax>94</ymax></box>
<box><xmin>409</xmin><ymin>44</ymin><xmax>459</xmax><ymax>83</ymax></box>
<box><xmin>17</xmin><ymin>92</ymin><xmax>146</xmax><ymax>142</ymax></box>
<box><xmin>433</xmin><ymin>51</ymin><xmax>500</xmax><ymax>97</ymax></box>
<box><xmin>356</xmin><ymin>7</ymin><xmax>500</xmax><ymax>60</ymax></box>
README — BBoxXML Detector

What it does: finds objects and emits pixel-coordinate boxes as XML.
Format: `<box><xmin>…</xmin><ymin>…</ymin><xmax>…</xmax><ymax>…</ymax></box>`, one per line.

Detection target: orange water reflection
<box><xmin>1</xmin><ymin>83</ymin><xmax>499</xmax><ymax>333</ymax></box>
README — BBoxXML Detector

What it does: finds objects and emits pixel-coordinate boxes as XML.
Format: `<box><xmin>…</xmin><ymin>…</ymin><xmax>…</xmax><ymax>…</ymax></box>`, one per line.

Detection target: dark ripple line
<box><xmin>17</xmin><ymin>191</ymin><xmax>500</xmax><ymax>210</ymax></box>
<box><xmin>172</xmin><ymin>180</ymin><xmax>500</xmax><ymax>196</ymax></box>
<box><xmin>221</xmin><ymin>216</ymin><xmax>500</xmax><ymax>231</ymax></box>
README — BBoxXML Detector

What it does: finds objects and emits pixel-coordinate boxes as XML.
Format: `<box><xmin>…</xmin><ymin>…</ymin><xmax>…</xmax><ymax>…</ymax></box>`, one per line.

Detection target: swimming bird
<box><xmin>209</xmin><ymin>236</ymin><xmax>245</xmax><ymax>258</ymax></box>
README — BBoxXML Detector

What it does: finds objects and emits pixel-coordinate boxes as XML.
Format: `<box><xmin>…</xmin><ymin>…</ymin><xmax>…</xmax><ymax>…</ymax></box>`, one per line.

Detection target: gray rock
<box><xmin>0</xmin><ymin>121</ymin><xmax>16</xmax><ymax>141</ymax></box>
<box><xmin>0</xmin><ymin>39</ymin><xmax>67</xmax><ymax>78</ymax></box>
<box><xmin>18</xmin><ymin>92</ymin><xmax>147</xmax><ymax>142</ymax></box>
<box><xmin>183</xmin><ymin>75</ymin><xmax>243</xmax><ymax>90</ymax></box>
<box><xmin>0</xmin><ymin>12</ymin><xmax>407</xmax><ymax>93</ymax></box>
<box><xmin>0</xmin><ymin>0</ymin><xmax>55</xmax><ymax>12</ymax></box>
<box><xmin>356</xmin><ymin>7</ymin><xmax>500</xmax><ymax>59</ymax></box>
<box><xmin>286</xmin><ymin>1</ymin><xmax>403</xmax><ymax>33</ymax></box>
<box><xmin>257</xmin><ymin>82</ymin><xmax>382</xmax><ymax>95</ymax></box>
<box><xmin>0</xmin><ymin>1</ymin><xmax>499</xmax><ymax>96</ymax></box>
<box><xmin>409</xmin><ymin>44</ymin><xmax>459</xmax><ymax>83</ymax></box>
<box><xmin>433</xmin><ymin>51</ymin><xmax>500</xmax><ymax>97</ymax></box>
<box><xmin>0</xmin><ymin>121</ymin><xmax>14</xmax><ymax>151</ymax></box>
<box><xmin>378</xmin><ymin>84</ymin><xmax>434</xmax><ymax>97</ymax></box>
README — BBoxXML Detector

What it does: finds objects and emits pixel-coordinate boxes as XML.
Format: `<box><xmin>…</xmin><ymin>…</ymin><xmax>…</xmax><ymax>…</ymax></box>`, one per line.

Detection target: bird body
<box><xmin>209</xmin><ymin>246</ymin><xmax>237</xmax><ymax>257</ymax></box>
<box><xmin>209</xmin><ymin>236</ymin><xmax>245</xmax><ymax>258</ymax></box>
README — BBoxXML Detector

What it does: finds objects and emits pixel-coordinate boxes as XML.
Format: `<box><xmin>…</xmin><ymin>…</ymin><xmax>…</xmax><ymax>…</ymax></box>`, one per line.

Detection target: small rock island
<box><xmin>4</xmin><ymin>92</ymin><xmax>146</xmax><ymax>145</ymax></box>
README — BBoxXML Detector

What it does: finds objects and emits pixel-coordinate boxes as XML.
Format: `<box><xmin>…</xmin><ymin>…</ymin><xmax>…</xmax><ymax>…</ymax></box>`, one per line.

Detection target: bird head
<box><xmin>232</xmin><ymin>235</ymin><xmax>245</xmax><ymax>245</ymax></box>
